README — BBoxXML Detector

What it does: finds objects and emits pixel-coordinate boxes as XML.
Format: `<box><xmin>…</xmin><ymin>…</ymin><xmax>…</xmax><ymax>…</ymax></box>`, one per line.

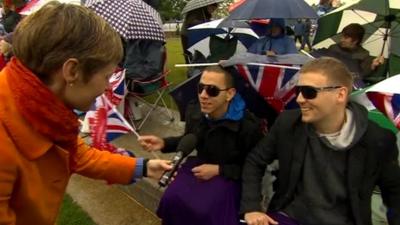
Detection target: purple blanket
<box><xmin>157</xmin><ymin>157</ymin><xmax>242</xmax><ymax>225</ymax></box>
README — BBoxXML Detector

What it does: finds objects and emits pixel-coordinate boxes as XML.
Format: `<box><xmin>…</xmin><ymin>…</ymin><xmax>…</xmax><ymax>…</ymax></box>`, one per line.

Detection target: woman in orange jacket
<box><xmin>0</xmin><ymin>3</ymin><xmax>171</xmax><ymax>225</ymax></box>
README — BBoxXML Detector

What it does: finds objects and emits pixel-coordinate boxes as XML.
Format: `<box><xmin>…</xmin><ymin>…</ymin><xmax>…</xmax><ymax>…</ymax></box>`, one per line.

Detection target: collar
<box><xmin>0</xmin><ymin>70</ymin><xmax>53</xmax><ymax>160</ymax></box>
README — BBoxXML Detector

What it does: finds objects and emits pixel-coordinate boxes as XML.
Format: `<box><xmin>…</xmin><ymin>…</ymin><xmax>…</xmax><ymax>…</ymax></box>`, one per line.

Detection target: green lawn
<box><xmin>57</xmin><ymin>194</ymin><xmax>96</xmax><ymax>225</ymax></box>
<box><xmin>165</xmin><ymin>37</ymin><xmax>187</xmax><ymax>86</ymax></box>
<box><xmin>143</xmin><ymin>37</ymin><xmax>188</xmax><ymax>110</ymax></box>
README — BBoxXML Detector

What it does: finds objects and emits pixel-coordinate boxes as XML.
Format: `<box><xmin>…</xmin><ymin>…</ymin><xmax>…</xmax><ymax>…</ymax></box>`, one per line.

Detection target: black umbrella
<box><xmin>218</xmin><ymin>0</ymin><xmax>317</xmax><ymax>28</ymax></box>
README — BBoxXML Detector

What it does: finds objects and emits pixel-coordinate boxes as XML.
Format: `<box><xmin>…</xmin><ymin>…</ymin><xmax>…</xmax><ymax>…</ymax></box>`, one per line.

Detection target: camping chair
<box><xmin>124</xmin><ymin>41</ymin><xmax>174</xmax><ymax>131</ymax></box>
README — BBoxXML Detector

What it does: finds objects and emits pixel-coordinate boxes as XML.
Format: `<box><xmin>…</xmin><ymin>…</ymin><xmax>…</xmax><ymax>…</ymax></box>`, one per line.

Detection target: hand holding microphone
<box><xmin>158</xmin><ymin>134</ymin><xmax>197</xmax><ymax>187</ymax></box>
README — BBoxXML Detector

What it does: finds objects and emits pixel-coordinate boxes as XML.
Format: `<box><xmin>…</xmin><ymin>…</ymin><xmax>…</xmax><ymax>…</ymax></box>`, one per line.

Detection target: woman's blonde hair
<box><xmin>12</xmin><ymin>2</ymin><xmax>123</xmax><ymax>83</ymax></box>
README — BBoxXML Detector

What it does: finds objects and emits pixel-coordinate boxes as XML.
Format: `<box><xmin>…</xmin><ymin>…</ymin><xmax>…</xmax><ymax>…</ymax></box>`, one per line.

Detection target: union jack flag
<box><xmin>367</xmin><ymin>92</ymin><xmax>400</xmax><ymax>130</ymax></box>
<box><xmin>234</xmin><ymin>64</ymin><xmax>299</xmax><ymax>112</ymax></box>
<box><xmin>104</xmin><ymin>69</ymin><xmax>127</xmax><ymax>106</ymax></box>
<box><xmin>85</xmin><ymin>94</ymin><xmax>133</xmax><ymax>156</ymax></box>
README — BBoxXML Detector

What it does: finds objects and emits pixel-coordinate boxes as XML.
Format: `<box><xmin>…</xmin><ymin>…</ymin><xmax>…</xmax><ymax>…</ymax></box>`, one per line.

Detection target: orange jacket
<box><xmin>0</xmin><ymin>68</ymin><xmax>138</xmax><ymax>224</ymax></box>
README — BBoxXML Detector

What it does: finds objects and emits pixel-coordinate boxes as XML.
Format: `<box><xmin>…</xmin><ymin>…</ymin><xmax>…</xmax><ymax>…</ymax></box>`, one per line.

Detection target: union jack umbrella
<box><xmin>85</xmin><ymin>0</ymin><xmax>165</xmax><ymax>42</ymax></box>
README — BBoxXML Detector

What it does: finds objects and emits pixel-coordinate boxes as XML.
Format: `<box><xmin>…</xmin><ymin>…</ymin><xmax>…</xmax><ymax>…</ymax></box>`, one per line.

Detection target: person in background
<box><xmin>293</xmin><ymin>19</ymin><xmax>304</xmax><ymax>47</ymax></box>
<box><xmin>180</xmin><ymin>3</ymin><xmax>218</xmax><ymax>63</ymax></box>
<box><xmin>139</xmin><ymin>66</ymin><xmax>264</xmax><ymax>225</ymax></box>
<box><xmin>248</xmin><ymin>18</ymin><xmax>297</xmax><ymax>56</ymax></box>
<box><xmin>0</xmin><ymin>32</ymin><xmax>13</xmax><ymax>70</ymax></box>
<box><xmin>0</xmin><ymin>3</ymin><xmax>171</xmax><ymax>225</ymax></box>
<box><xmin>300</xmin><ymin>19</ymin><xmax>312</xmax><ymax>51</ymax></box>
<box><xmin>241</xmin><ymin>57</ymin><xmax>400</xmax><ymax>225</ymax></box>
<box><xmin>327</xmin><ymin>23</ymin><xmax>385</xmax><ymax>83</ymax></box>
<box><xmin>316</xmin><ymin>0</ymin><xmax>335</xmax><ymax>16</ymax></box>
<box><xmin>0</xmin><ymin>1</ymin><xmax>21</xmax><ymax>33</ymax></box>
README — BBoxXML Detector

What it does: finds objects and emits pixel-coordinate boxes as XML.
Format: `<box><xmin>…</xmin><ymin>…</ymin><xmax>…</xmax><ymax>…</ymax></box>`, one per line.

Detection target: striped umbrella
<box><xmin>313</xmin><ymin>0</ymin><xmax>400</xmax><ymax>76</ymax></box>
<box><xmin>85</xmin><ymin>0</ymin><xmax>165</xmax><ymax>42</ymax></box>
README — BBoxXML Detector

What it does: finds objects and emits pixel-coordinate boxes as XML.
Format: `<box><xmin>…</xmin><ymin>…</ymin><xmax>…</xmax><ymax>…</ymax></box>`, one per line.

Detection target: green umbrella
<box><xmin>350</xmin><ymin>84</ymin><xmax>399</xmax><ymax>134</ymax></box>
<box><xmin>313</xmin><ymin>0</ymin><xmax>400</xmax><ymax>77</ymax></box>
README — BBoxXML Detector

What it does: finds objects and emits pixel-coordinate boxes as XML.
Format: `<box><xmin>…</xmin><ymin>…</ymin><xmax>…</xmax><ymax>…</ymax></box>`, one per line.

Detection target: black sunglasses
<box><xmin>197</xmin><ymin>83</ymin><xmax>231</xmax><ymax>97</ymax></box>
<box><xmin>295</xmin><ymin>85</ymin><xmax>342</xmax><ymax>100</ymax></box>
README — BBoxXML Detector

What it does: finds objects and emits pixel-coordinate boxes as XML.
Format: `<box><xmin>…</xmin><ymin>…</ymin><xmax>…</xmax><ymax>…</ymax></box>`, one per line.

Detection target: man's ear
<box><xmin>62</xmin><ymin>58</ymin><xmax>80</xmax><ymax>84</ymax></box>
<box><xmin>226</xmin><ymin>88</ymin><xmax>237</xmax><ymax>102</ymax></box>
<box><xmin>337</xmin><ymin>86</ymin><xmax>348</xmax><ymax>104</ymax></box>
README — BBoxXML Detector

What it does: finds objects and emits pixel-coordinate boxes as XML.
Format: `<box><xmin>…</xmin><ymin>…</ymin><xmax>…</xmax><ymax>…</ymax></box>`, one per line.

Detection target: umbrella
<box><xmin>350</xmin><ymin>75</ymin><xmax>400</xmax><ymax>133</ymax></box>
<box><xmin>85</xmin><ymin>0</ymin><xmax>165</xmax><ymax>42</ymax></box>
<box><xmin>182</xmin><ymin>0</ymin><xmax>224</xmax><ymax>15</ymax></box>
<box><xmin>218</xmin><ymin>0</ymin><xmax>318</xmax><ymax>28</ymax></box>
<box><xmin>313</xmin><ymin>0</ymin><xmax>400</xmax><ymax>76</ymax></box>
<box><xmin>20</xmin><ymin>0</ymin><xmax>81</xmax><ymax>15</ymax></box>
<box><xmin>186</xmin><ymin>19</ymin><xmax>259</xmax><ymax>61</ymax></box>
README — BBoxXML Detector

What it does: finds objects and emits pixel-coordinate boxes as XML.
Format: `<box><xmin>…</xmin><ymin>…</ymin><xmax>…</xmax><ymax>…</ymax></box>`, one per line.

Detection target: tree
<box><xmin>159</xmin><ymin>0</ymin><xmax>189</xmax><ymax>22</ymax></box>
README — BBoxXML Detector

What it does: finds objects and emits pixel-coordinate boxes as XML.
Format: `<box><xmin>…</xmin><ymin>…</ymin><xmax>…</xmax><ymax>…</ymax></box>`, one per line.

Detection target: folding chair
<box><xmin>124</xmin><ymin>49</ymin><xmax>174</xmax><ymax>131</ymax></box>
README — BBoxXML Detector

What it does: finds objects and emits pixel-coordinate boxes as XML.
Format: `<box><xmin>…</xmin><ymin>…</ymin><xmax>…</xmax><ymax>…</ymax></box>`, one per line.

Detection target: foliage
<box><xmin>159</xmin><ymin>0</ymin><xmax>189</xmax><ymax>21</ymax></box>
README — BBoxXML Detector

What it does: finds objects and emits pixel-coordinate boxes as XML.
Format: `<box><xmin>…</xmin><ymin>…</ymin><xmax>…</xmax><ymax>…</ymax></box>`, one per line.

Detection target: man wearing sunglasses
<box><xmin>241</xmin><ymin>57</ymin><xmax>400</xmax><ymax>225</ymax></box>
<box><xmin>138</xmin><ymin>65</ymin><xmax>264</xmax><ymax>225</ymax></box>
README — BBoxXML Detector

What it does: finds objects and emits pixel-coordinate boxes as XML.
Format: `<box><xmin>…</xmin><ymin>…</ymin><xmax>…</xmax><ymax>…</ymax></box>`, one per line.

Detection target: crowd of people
<box><xmin>0</xmin><ymin>1</ymin><xmax>399</xmax><ymax>225</ymax></box>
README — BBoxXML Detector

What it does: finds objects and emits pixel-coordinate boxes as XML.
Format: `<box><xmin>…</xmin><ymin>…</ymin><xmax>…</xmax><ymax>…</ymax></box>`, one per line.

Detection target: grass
<box><xmin>57</xmin><ymin>194</ymin><xmax>96</xmax><ymax>225</ymax></box>
<box><xmin>142</xmin><ymin>37</ymin><xmax>188</xmax><ymax>110</ymax></box>
<box><xmin>165</xmin><ymin>37</ymin><xmax>187</xmax><ymax>85</ymax></box>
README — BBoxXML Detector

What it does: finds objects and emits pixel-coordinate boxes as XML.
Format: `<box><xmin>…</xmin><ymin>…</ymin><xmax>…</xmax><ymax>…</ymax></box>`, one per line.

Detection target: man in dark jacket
<box><xmin>139</xmin><ymin>65</ymin><xmax>264</xmax><ymax>225</ymax></box>
<box><xmin>241</xmin><ymin>57</ymin><xmax>400</xmax><ymax>225</ymax></box>
<box><xmin>327</xmin><ymin>23</ymin><xmax>385</xmax><ymax>84</ymax></box>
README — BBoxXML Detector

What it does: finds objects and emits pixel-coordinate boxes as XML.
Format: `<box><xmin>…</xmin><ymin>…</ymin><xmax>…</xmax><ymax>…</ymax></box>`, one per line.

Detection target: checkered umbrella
<box><xmin>86</xmin><ymin>0</ymin><xmax>165</xmax><ymax>42</ymax></box>
<box><xmin>182</xmin><ymin>0</ymin><xmax>224</xmax><ymax>15</ymax></box>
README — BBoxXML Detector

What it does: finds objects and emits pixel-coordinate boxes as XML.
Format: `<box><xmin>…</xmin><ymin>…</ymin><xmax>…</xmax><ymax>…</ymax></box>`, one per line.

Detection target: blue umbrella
<box><xmin>218</xmin><ymin>0</ymin><xmax>318</xmax><ymax>28</ymax></box>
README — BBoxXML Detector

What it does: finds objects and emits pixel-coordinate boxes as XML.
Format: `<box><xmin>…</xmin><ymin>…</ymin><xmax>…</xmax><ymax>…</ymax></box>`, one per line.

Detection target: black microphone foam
<box><xmin>158</xmin><ymin>134</ymin><xmax>197</xmax><ymax>187</ymax></box>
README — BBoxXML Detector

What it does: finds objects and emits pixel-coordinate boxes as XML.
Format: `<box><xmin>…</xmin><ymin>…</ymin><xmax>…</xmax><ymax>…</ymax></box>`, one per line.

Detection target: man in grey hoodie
<box><xmin>241</xmin><ymin>57</ymin><xmax>400</xmax><ymax>225</ymax></box>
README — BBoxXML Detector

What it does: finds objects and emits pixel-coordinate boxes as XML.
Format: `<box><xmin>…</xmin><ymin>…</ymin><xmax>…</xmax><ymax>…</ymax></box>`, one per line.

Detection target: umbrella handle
<box><xmin>380</xmin><ymin>15</ymin><xmax>395</xmax><ymax>56</ymax></box>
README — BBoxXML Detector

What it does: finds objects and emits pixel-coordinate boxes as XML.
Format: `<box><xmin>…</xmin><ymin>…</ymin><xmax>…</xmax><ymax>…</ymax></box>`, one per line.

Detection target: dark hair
<box><xmin>342</xmin><ymin>23</ymin><xmax>365</xmax><ymax>46</ymax></box>
<box><xmin>13</xmin><ymin>2</ymin><xmax>123</xmax><ymax>84</ymax></box>
<box><xmin>203</xmin><ymin>65</ymin><xmax>234</xmax><ymax>88</ymax></box>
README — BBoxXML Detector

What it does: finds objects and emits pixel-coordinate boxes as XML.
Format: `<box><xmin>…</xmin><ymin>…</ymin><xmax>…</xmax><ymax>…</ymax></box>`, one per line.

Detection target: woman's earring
<box><xmin>69</xmin><ymin>83</ymin><xmax>74</xmax><ymax>87</ymax></box>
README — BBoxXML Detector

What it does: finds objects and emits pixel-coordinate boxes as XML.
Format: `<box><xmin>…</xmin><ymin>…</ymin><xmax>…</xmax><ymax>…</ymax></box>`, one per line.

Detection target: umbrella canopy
<box><xmin>350</xmin><ymin>74</ymin><xmax>400</xmax><ymax>132</ymax></box>
<box><xmin>186</xmin><ymin>18</ymin><xmax>259</xmax><ymax>61</ymax></box>
<box><xmin>86</xmin><ymin>0</ymin><xmax>165</xmax><ymax>42</ymax></box>
<box><xmin>182</xmin><ymin>0</ymin><xmax>224</xmax><ymax>15</ymax></box>
<box><xmin>20</xmin><ymin>0</ymin><xmax>81</xmax><ymax>15</ymax></box>
<box><xmin>313</xmin><ymin>0</ymin><xmax>400</xmax><ymax>76</ymax></box>
<box><xmin>187</xmin><ymin>18</ymin><xmax>257</xmax><ymax>47</ymax></box>
<box><xmin>218</xmin><ymin>0</ymin><xmax>318</xmax><ymax>27</ymax></box>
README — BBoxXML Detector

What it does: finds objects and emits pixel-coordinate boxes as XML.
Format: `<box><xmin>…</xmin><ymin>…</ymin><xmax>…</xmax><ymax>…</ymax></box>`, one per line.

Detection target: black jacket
<box><xmin>163</xmin><ymin>103</ymin><xmax>264</xmax><ymax>180</ymax></box>
<box><xmin>241</xmin><ymin>103</ymin><xmax>400</xmax><ymax>225</ymax></box>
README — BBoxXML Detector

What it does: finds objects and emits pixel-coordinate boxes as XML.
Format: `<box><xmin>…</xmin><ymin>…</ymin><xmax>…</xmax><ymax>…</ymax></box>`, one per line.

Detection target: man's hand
<box><xmin>191</xmin><ymin>164</ymin><xmax>219</xmax><ymax>180</ymax></box>
<box><xmin>146</xmin><ymin>159</ymin><xmax>172</xmax><ymax>179</ymax></box>
<box><xmin>371</xmin><ymin>55</ymin><xmax>385</xmax><ymax>70</ymax></box>
<box><xmin>266</xmin><ymin>50</ymin><xmax>276</xmax><ymax>57</ymax></box>
<box><xmin>244</xmin><ymin>212</ymin><xmax>278</xmax><ymax>225</ymax></box>
<box><xmin>138</xmin><ymin>135</ymin><xmax>164</xmax><ymax>152</ymax></box>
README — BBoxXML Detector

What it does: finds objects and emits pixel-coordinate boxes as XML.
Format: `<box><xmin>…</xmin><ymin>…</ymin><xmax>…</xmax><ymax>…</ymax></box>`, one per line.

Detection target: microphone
<box><xmin>158</xmin><ymin>133</ymin><xmax>197</xmax><ymax>187</ymax></box>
